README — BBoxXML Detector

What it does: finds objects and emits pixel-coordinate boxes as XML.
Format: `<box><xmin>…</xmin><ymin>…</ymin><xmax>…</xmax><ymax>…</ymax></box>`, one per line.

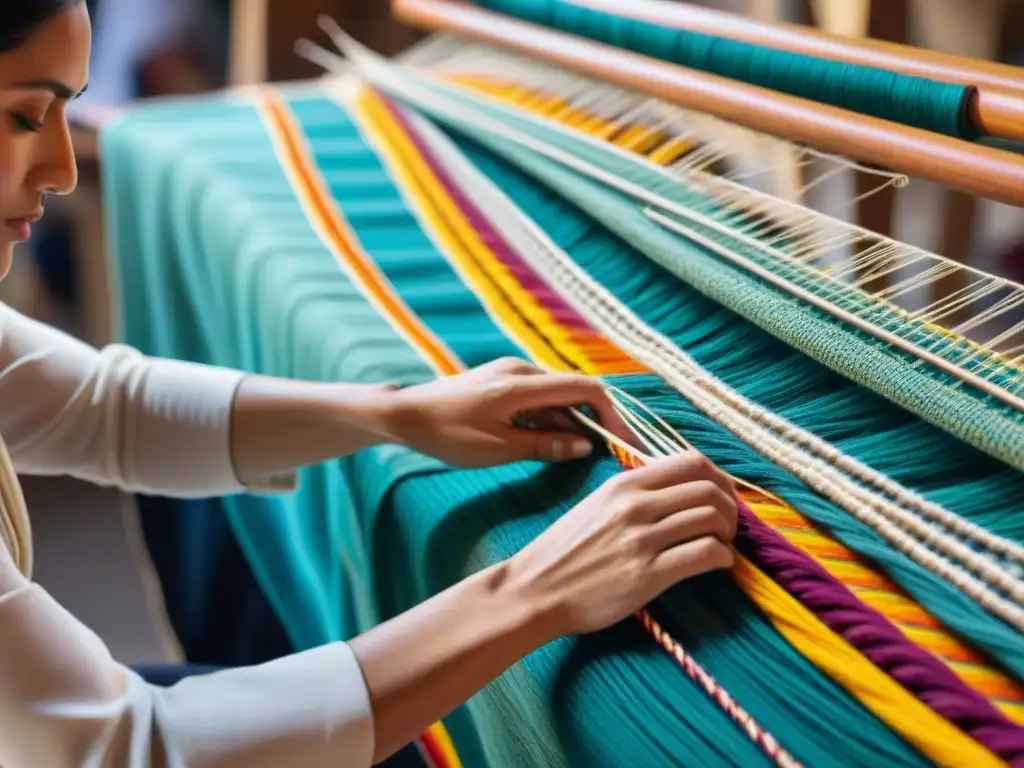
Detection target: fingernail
<box><xmin>570</xmin><ymin>439</ymin><xmax>593</xmax><ymax>458</ymax></box>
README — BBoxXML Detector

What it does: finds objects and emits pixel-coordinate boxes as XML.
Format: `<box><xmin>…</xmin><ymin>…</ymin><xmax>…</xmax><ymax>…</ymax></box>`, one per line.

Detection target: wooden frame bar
<box><xmin>571</xmin><ymin>0</ymin><xmax>1024</xmax><ymax>142</ymax></box>
<box><xmin>228</xmin><ymin>0</ymin><xmax>270</xmax><ymax>86</ymax></box>
<box><xmin>392</xmin><ymin>0</ymin><xmax>1024</xmax><ymax>207</ymax></box>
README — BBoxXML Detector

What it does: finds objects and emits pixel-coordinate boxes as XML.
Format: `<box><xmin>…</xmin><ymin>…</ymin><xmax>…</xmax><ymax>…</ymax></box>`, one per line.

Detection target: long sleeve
<box><xmin>0</xmin><ymin>547</ymin><xmax>375</xmax><ymax>767</ymax></box>
<box><xmin>0</xmin><ymin>300</ymin><xmax>376</xmax><ymax>765</ymax></box>
<box><xmin>0</xmin><ymin>302</ymin><xmax>292</xmax><ymax>496</ymax></box>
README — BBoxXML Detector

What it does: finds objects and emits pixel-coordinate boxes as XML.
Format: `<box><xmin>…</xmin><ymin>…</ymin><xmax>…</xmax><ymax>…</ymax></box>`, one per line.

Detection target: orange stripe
<box><xmin>258</xmin><ymin>88</ymin><xmax>467</xmax><ymax>766</ymax></box>
<box><xmin>256</xmin><ymin>90</ymin><xmax>462</xmax><ymax>378</ymax></box>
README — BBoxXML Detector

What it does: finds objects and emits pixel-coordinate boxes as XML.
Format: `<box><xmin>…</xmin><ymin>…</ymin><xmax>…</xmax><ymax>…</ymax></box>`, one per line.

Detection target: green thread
<box><xmin>474</xmin><ymin>0</ymin><xmax>977</xmax><ymax>139</ymax></box>
<box><xmin>444</xmin><ymin>129</ymin><xmax>1024</xmax><ymax>677</ymax></box>
<box><xmin>382</xmin><ymin>69</ymin><xmax>1024</xmax><ymax>472</ymax></box>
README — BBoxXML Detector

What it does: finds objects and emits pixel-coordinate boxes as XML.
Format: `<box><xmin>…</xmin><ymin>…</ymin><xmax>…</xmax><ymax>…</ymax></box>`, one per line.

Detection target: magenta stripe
<box><xmin>382</xmin><ymin>97</ymin><xmax>594</xmax><ymax>332</ymax></box>
<box><xmin>736</xmin><ymin>500</ymin><xmax>1024</xmax><ymax>763</ymax></box>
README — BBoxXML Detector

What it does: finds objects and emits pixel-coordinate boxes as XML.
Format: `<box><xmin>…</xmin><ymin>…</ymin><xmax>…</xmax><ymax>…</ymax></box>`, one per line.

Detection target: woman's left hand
<box><xmin>382</xmin><ymin>358</ymin><xmax>636</xmax><ymax>468</ymax></box>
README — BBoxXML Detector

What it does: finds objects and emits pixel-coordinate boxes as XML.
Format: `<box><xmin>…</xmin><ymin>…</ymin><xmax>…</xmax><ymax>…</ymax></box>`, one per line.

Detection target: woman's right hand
<box><xmin>505</xmin><ymin>452</ymin><xmax>738</xmax><ymax>637</ymax></box>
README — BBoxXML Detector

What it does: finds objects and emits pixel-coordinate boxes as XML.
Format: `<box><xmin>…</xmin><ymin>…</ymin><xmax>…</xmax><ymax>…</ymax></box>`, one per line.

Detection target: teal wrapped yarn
<box><xmin>473</xmin><ymin>0</ymin><xmax>977</xmax><ymax>139</ymax></box>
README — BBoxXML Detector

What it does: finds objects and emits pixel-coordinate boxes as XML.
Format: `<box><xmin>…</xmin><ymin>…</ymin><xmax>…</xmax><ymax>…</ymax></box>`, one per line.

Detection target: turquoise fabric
<box><xmin>447</xmin><ymin>132</ymin><xmax>1024</xmax><ymax>679</ymax></box>
<box><xmin>473</xmin><ymin>0</ymin><xmax>975</xmax><ymax>138</ymax></box>
<box><xmin>101</xmin><ymin>95</ymin><xmax>491</xmax><ymax>767</ymax></box>
<box><xmin>376</xmin><ymin>66</ymin><xmax>1024</xmax><ymax>475</ymax></box>
<box><xmin>101</xmin><ymin>89</ymin><xmax>1020</xmax><ymax>766</ymax></box>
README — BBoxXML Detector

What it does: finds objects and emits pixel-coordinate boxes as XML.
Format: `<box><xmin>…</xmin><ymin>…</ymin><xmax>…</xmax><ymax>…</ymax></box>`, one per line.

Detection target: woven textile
<box><xmin>101</xmin><ymin>79</ymin><xmax>1024</xmax><ymax>767</ymax></box>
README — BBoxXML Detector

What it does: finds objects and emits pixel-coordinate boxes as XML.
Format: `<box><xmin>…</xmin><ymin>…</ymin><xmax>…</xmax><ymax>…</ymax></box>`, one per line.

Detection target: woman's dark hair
<box><xmin>1</xmin><ymin>0</ymin><xmax>85</xmax><ymax>54</ymax></box>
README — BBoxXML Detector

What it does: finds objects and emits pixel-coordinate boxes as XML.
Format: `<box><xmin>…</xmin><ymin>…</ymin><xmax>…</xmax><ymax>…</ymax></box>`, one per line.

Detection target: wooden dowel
<box><xmin>968</xmin><ymin>90</ymin><xmax>1024</xmax><ymax>143</ymax></box>
<box><xmin>571</xmin><ymin>0</ymin><xmax>1024</xmax><ymax>142</ymax></box>
<box><xmin>229</xmin><ymin>0</ymin><xmax>270</xmax><ymax>86</ymax></box>
<box><xmin>392</xmin><ymin>0</ymin><xmax>1024</xmax><ymax>208</ymax></box>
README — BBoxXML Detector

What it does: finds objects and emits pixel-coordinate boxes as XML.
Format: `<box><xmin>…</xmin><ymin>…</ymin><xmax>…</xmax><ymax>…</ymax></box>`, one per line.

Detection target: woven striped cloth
<box><xmin>100</xmin><ymin>80</ymin><xmax>1024</xmax><ymax>767</ymax></box>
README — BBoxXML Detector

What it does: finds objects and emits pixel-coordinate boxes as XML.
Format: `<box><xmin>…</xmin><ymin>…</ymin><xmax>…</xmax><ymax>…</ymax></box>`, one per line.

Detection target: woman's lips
<box><xmin>4</xmin><ymin>219</ymin><xmax>32</xmax><ymax>242</ymax></box>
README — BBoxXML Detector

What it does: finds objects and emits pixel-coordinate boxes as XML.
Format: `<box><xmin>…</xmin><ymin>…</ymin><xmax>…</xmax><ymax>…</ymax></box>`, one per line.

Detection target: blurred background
<box><xmin>6</xmin><ymin>0</ymin><xmax>1024</xmax><ymax>666</ymax></box>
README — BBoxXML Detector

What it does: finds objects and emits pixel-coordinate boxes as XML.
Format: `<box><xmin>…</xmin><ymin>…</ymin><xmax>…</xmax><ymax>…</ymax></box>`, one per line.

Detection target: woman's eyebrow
<box><xmin>8</xmin><ymin>79</ymin><xmax>88</xmax><ymax>100</ymax></box>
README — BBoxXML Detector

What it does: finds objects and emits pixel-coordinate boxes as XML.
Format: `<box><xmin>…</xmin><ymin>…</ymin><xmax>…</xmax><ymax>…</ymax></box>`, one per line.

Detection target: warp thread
<box><xmin>358</xmin><ymin>87</ymin><xmax>1018</xmax><ymax>763</ymax></box>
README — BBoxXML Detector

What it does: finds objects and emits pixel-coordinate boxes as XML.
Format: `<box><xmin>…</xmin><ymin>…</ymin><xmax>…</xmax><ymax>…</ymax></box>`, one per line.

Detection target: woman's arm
<box><xmin>0</xmin><ymin>304</ymin><xmax>631</xmax><ymax>497</ymax></box>
<box><xmin>0</xmin><ymin>302</ymin><xmax>260</xmax><ymax>496</ymax></box>
<box><xmin>0</xmin><ymin>449</ymin><xmax>735</xmax><ymax>767</ymax></box>
<box><xmin>351</xmin><ymin>454</ymin><xmax>738</xmax><ymax>763</ymax></box>
<box><xmin>0</xmin><ymin>299</ymin><xmax>405</xmax><ymax>494</ymax></box>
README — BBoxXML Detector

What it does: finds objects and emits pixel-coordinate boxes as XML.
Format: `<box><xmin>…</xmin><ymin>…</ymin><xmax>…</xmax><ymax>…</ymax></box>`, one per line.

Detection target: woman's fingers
<box><xmin>621</xmin><ymin>476</ymin><xmax>737</xmax><ymax>529</ymax></box>
<box><xmin>650</xmin><ymin>536</ymin><xmax>736</xmax><ymax>590</ymax></box>
<box><xmin>517</xmin><ymin>408</ymin><xmax>585</xmax><ymax>435</ymax></box>
<box><xmin>496</xmin><ymin>371</ymin><xmax>640</xmax><ymax>449</ymax></box>
<box><xmin>626</xmin><ymin>452</ymin><xmax>734</xmax><ymax>498</ymax></box>
<box><xmin>503</xmin><ymin>427</ymin><xmax>596</xmax><ymax>462</ymax></box>
<box><xmin>644</xmin><ymin>502</ymin><xmax>737</xmax><ymax>549</ymax></box>
<box><xmin>483</xmin><ymin>357</ymin><xmax>545</xmax><ymax>376</ymax></box>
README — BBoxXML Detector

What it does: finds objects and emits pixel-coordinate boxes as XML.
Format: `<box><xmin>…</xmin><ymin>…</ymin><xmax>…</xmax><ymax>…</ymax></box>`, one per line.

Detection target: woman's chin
<box><xmin>0</xmin><ymin>244</ymin><xmax>14</xmax><ymax>283</ymax></box>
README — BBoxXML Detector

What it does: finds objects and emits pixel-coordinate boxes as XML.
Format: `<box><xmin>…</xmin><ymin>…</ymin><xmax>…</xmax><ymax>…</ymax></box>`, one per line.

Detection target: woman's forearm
<box><xmin>228</xmin><ymin>375</ymin><xmax>403</xmax><ymax>482</ymax></box>
<box><xmin>349</xmin><ymin>561</ymin><xmax>558</xmax><ymax>764</ymax></box>
<box><xmin>227</xmin><ymin>361</ymin><xmax>635</xmax><ymax>483</ymax></box>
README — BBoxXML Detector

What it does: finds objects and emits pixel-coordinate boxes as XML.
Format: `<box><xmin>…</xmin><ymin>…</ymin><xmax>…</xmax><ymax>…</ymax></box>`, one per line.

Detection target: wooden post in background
<box><xmin>229</xmin><ymin>0</ymin><xmax>270</xmax><ymax>85</ymax></box>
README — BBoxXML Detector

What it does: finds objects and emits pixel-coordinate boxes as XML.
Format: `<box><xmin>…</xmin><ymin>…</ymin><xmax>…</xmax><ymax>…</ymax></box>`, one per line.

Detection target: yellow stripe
<box><xmin>426</xmin><ymin>722</ymin><xmax>463</xmax><ymax>768</ymax></box>
<box><xmin>256</xmin><ymin>87</ymin><xmax>464</xmax><ymax>766</ymax></box>
<box><xmin>354</xmin><ymin>87</ymin><xmax>643</xmax><ymax>376</ymax></box>
<box><xmin>733</xmin><ymin>556</ymin><xmax>1006</xmax><ymax>768</ymax></box>
<box><xmin>743</xmin><ymin>496</ymin><xmax>1024</xmax><ymax>716</ymax></box>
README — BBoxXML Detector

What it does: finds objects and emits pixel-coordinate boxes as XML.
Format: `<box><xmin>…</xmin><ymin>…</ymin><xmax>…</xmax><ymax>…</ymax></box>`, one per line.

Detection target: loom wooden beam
<box><xmin>572</xmin><ymin>0</ymin><xmax>1024</xmax><ymax>143</ymax></box>
<box><xmin>392</xmin><ymin>0</ymin><xmax>1024</xmax><ymax>208</ymax></box>
<box><xmin>229</xmin><ymin>0</ymin><xmax>270</xmax><ymax>85</ymax></box>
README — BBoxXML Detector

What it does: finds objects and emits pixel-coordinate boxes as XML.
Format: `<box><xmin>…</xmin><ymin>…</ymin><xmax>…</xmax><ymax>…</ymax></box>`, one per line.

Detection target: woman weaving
<box><xmin>0</xmin><ymin>3</ymin><xmax>738</xmax><ymax>766</ymax></box>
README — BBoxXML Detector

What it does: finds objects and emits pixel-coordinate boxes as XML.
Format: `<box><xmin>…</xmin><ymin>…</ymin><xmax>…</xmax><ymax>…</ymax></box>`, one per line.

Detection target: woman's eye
<box><xmin>10</xmin><ymin>113</ymin><xmax>42</xmax><ymax>133</ymax></box>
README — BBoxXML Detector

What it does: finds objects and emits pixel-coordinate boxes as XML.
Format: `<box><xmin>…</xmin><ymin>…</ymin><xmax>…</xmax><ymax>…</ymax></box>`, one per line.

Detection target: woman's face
<box><xmin>0</xmin><ymin>4</ymin><xmax>90</xmax><ymax>280</ymax></box>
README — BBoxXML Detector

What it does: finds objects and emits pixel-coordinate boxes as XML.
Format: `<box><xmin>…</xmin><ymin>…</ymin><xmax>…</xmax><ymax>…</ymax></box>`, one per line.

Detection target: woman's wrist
<box><xmin>351</xmin><ymin>383</ymin><xmax>418</xmax><ymax>448</ymax></box>
<box><xmin>323</xmin><ymin>380</ymin><xmax>408</xmax><ymax>446</ymax></box>
<box><xmin>479</xmin><ymin>559</ymin><xmax>566</xmax><ymax>648</ymax></box>
<box><xmin>229</xmin><ymin>376</ymin><xmax>407</xmax><ymax>483</ymax></box>
<box><xmin>487</xmin><ymin>557</ymin><xmax>572</xmax><ymax>643</ymax></box>
<box><xmin>349</xmin><ymin>560</ymin><xmax>563</xmax><ymax>763</ymax></box>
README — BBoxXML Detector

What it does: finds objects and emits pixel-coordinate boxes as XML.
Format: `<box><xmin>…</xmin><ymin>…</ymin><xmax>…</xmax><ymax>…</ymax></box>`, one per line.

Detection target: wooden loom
<box><xmin>310</xmin><ymin>2</ymin><xmax>1024</xmax><ymax>763</ymax></box>
<box><xmin>90</xmin><ymin>2</ymin><xmax>1024</xmax><ymax>765</ymax></box>
<box><xmin>322</xmin><ymin>0</ymin><xmax>1024</xmax><ymax>422</ymax></box>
